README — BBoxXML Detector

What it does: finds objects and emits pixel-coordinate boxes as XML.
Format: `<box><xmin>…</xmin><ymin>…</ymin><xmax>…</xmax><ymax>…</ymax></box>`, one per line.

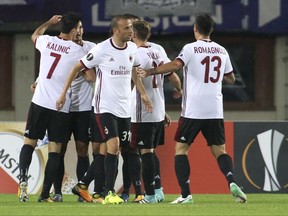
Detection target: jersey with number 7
<box><xmin>32</xmin><ymin>35</ymin><xmax>86</xmax><ymax>113</ymax></box>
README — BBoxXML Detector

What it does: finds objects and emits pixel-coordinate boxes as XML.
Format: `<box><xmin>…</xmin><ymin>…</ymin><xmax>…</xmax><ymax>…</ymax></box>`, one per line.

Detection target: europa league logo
<box><xmin>242</xmin><ymin>129</ymin><xmax>288</xmax><ymax>192</ymax></box>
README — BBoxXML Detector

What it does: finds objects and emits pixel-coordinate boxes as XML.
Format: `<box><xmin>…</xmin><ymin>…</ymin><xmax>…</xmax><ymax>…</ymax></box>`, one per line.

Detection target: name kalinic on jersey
<box><xmin>194</xmin><ymin>46</ymin><xmax>226</xmax><ymax>54</ymax></box>
<box><xmin>46</xmin><ymin>42</ymin><xmax>70</xmax><ymax>54</ymax></box>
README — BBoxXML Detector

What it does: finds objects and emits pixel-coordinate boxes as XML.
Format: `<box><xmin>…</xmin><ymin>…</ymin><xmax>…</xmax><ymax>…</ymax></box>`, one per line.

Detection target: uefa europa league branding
<box><xmin>242</xmin><ymin>129</ymin><xmax>288</xmax><ymax>192</ymax></box>
<box><xmin>0</xmin><ymin>124</ymin><xmax>45</xmax><ymax>194</ymax></box>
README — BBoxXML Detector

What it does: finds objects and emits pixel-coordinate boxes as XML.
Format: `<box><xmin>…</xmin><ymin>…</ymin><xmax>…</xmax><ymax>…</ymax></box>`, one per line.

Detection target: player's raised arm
<box><xmin>31</xmin><ymin>15</ymin><xmax>62</xmax><ymax>44</ymax></box>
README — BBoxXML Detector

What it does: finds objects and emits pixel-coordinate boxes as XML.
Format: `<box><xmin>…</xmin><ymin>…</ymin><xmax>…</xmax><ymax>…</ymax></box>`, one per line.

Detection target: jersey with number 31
<box><xmin>177</xmin><ymin>40</ymin><xmax>233</xmax><ymax>119</ymax></box>
<box><xmin>32</xmin><ymin>35</ymin><xmax>86</xmax><ymax>113</ymax></box>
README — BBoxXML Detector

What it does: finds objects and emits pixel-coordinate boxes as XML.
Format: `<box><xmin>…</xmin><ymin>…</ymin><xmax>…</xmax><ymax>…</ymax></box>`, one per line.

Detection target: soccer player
<box><xmin>52</xmin><ymin>21</ymin><xmax>96</xmax><ymax>202</ymax></box>
<box><xmin>28</xmin><ymin>18</ymin><xmax>96</xmax><ymax>203</ymax></box>
<box><xmin>56</xmin><ymin>15</ymin><xmax>152</xmax><ymax>204</ymax></box>
<box><xmin>131</xmin><ymin>20</ymin><xmax>182</xmax><ymax>203</ymax></box>
<box><xmin>119</xmin><ymin>13</ymin><xmax>179</xmax><ymax>203</ymax></box>
<box><xmin>118</xmin><ymin>14</ymin><xmax>143</xmax><ymax>203</ymax></box>
<box><xmin>18</xmin><ymin>13</ymin><xmax>88</xmax><ymax>202</ymax></box>
<box><xmin>137</xmin><ymin>13</ymin><xmax>247</xmax><ymax>204</ymax></box>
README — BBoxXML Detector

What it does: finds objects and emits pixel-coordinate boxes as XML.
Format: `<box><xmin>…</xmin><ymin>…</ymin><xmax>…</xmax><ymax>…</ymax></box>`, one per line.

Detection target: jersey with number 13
<box><xmin>177</xmin><ymin>40</ymin><xmax>233</xmax><ymax>119</ymax></box>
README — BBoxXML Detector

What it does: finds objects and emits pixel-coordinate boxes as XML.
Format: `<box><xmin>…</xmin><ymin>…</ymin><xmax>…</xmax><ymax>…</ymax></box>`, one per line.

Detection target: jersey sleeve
<box><xmin>128</xmin><ymin>42</ymin><xmax>139</xmax><ymax>67</ymax></box>
<box><xmin>35</xmin><ymin>35</ymin><xmax>50</xmax><ymax>52</ymax></box>
<box><xmin>159</xmin><ymin>47</ymin><xmax>171</xmax><ymax>64</ymax></box>
<box><xmin>158</xmin><ymin>48</ymin><xmax>174</xmax><ymax>76</ymax></box>
<box><xmin>176</xmin><ymin>44</ymin><xmax>191</xmax><ymax>66</ymax></box>
<box><xmin>134</xmin><ymin>51</ymin><xmax>141</xmax><ymax>67</ymax></box>
<box><xmin>83</xmin><ymin>40</ymin><xmax>96</xmax><ymax>53</ymax></box>
<box><xmin>80</xmin><ymin>44</ymin><xmax>103</xmax><ymax>69</ymax></box>
<box><xmin>224</xmin><ymin>50</ymin><xmax>234</xmax><ymax>74</ymax></box>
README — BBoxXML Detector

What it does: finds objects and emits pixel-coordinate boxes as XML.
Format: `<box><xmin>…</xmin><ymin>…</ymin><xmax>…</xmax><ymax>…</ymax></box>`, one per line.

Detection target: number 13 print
<box><xmin>201</xmin><ymin>56</ymin><xmax>222</xmax><ymax>83</ymax></box>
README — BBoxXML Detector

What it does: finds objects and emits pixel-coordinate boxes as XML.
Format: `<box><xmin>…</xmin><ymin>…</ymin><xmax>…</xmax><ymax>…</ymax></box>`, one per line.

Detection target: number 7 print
<box><xmin>46</xmin><ymin>52</ymin><xmax>61</xmax><ymax>79</ymax></box>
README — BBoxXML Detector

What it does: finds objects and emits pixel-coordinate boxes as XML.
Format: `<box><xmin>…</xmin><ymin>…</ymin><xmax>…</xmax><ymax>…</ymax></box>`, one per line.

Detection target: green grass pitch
<box><xmin>0</xmin><ymin>194</ymin><xmax>287</xmax><ymax>215</ymax></box>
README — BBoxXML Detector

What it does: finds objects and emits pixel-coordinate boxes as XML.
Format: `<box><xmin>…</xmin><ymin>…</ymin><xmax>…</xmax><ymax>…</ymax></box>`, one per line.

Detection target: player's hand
<box><xmin>137</xmin><ymin>67</ymin><xmax>149</xmax><ymax>78</ymax></box>
<box><xmin>56</xmin><ymin>94</ymin><xmax>66</xmax><ymax>111</ymax></box>
<box><xmin>173</xmin><ymin>87</ymin><xmax>182</xmax><ymax>99</ymax></box>
<box><xmin>49</xmin><ymin>15</ymin><xmax>62</xmax><ymax>25</ymax></box>
<box><xmin>164</xmin><ymin>113</ymin><xmax>171</xmax><ymax>127</ymax></box>
<box><xmin>141</xmin><ymin>94</ymin><xmax>153</xmax><ymax>113</ymax></box>
<box><xmin>30</xmin><ymin>83</ymin><xmax>37</xmax><ymax>93</ymax></box>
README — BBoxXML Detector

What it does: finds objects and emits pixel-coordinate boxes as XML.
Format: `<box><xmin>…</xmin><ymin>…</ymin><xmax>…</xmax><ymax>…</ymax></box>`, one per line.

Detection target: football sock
<box><xmin>154</xmin><ymin>152</ymin><xmax>162</xmax><ymax>189</ymax></box>
<box><xmin>76</xmin><ymin>155</ymin><xmax>90</xmax><ymax>181</ymax></box>
<box><xmin>41</xmin><ymin>152</ymin><xmax>60</xmax><ymax>198</ymax></box>
<box><xmin>104</xmin><ymin>153</ymin><xmax>118</xmax><ymax>195</ymax></box>
<box><xmin>94</xmin><ymin>154</ymin><xmax>105</xmax><ymax>194</ymax></box>
<box><xmin>53</xmin><ymin>155</ymin><xmax>64</xmax><ymax>195</ymax></box>
<box><xmin>81</xmin><ymin>154</ymin><xmax>98</xmax><ymax>185</ymax></box>
<box><xmin>114</xmin><ymin>155</ymin><xmax>119</xmax><ymax>183</ymax></box>
<box><xmin>141</xmin><ymin>152</ymin><xmax>155</xmax><ymax>195</ymax></box>
<box><xmin>121</xmin><ymin>152</ymin><xmax>131</xmax><ymax>195</ymax></box>
<box><xmin>217</xmin><ymin>154</ymin><xmax>235</xmax><ymax>186</ymax></box>
<box><xmin>128</xmin><ymin>153</ymin><xmax>142</xmax><ymax>196</ymax></box>
<box><xmin>19</xmin><ymin>144</ymin><xmax>34</xmax><ymax>182</ymax></box>
<box><xmin>175</xmin><ymin>155</ymin><xmax>191</xmax><ymax>198</ymax></box>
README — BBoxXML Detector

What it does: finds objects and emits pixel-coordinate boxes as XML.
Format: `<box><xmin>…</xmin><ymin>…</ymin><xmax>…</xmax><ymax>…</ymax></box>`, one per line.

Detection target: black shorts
<box><xmin>69</xmin><ymin>110</ymin><xmax>91</xmax><ymax>144</ymax></box>
<box><xmin>131</xmin><ymin>121</ymin><xmax>164</xmax><ymax>149</ymax></box>
<box><xmin>174</xmin><ymin>117</ymin><xmax>225</xmax><ymax>146</ymax></box>
<box><xmin>158</xmin><ymin>123</ymin><xmax>165</xmax><ymax>146</ymax></box>
<box><xmin>89</xmin><ymin>107</ymin><xmax>99</xmax><ymax>142</ymax></box>
<box><xmin>24</xmin><ymin>102</ymin><xmax>71</xmax><ymax>144</ymax></box>
<box><xmin>90</xmin><ymin>112</ymin><xmax>131</xmax><ymax>148</ymax></box>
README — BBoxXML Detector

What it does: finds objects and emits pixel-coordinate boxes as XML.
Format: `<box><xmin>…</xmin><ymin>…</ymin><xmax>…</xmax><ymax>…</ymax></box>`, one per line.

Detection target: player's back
<box><xmin>131</xmin><ymin>45</ymin><xmax>167</xmax><ymax>122</ymax></box>
<box><xmin>178</xmin><ymin>40</ymin><xmax>233</xmax><ymax>118</ymax></box>
<box><xmin>185</xmin><ymin>40</ymin><xmax>230</xmax><ymax>84</ymax></box>
<box><xmin>136</xmin><ymin>45</ymin><xmax>167</xmax><ymax>91</ymax></box>
<box><xmin>32</xmin><ymin>35</ymin><xmax>86</xmax><ymax>113</ymax></box>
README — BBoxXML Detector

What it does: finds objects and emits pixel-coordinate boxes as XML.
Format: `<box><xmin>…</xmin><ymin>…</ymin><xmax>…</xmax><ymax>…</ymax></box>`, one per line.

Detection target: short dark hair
<box><xmin>195</xmin><ymin>13</ymin><xmax>214</xmax><ymax>36</ymax></box>
<box><xmin>132</xmin><ymin>20</ymin><xmax>151</xmax><ymax>41</ymax></box>
<box><xmin>60</xmin><ymin>12</ymin><xmax>81</xmax><ymax>34</ymax></box>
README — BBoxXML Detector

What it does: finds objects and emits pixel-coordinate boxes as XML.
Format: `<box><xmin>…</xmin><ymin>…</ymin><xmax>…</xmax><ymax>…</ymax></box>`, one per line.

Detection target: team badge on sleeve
<box><xmin>86</xmin><ymin>53</ymin><xmax>93</xmax><ymax>61</ymax></box>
